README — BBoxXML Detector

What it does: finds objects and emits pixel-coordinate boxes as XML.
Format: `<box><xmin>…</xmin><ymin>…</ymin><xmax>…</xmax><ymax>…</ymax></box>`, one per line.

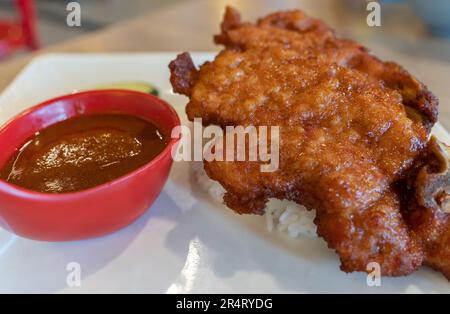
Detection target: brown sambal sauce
<box><xmin>0</xmin><ymin>114</ymin><xmax>168</xmax><ymax>193</ymax></box>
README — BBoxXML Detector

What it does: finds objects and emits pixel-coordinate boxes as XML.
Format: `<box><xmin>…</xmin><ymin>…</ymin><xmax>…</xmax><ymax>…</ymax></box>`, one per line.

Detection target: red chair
<box><xmin>0</xmin><ymin>0</ymin><xmax>38</xmax><ymax>59</ymax></box>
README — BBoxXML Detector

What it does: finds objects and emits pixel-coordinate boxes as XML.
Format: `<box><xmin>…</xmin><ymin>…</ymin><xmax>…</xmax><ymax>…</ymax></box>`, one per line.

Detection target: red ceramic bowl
<box><xmin>0</xmin><ymin>90</ymin><xmax>180</xmax><ymax>241</ymax></box>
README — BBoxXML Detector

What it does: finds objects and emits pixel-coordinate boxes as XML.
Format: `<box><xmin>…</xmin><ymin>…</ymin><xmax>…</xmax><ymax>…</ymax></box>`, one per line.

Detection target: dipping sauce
<box><xmin>0</xmin><ymin>114</ymin><xmax>168</xmax><ymax>193</ymax></box>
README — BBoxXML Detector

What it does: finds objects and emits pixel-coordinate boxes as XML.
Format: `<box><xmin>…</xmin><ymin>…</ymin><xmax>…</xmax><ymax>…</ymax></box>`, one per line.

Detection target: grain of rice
<box><xmin>193</xmin><ymin>163</ymin><xmax>317</xmax><ymax>238</ymax></box>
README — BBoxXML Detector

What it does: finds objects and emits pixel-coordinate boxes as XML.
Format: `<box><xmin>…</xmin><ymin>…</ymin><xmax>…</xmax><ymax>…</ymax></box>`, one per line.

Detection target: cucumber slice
<box><xmin>95</xmin><ymin>82</ymin><xmax>159</xmax><ymax>96</ymax></box>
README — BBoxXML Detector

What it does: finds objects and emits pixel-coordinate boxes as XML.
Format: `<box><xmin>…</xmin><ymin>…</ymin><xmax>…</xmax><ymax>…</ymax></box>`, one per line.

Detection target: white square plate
<box><xmin>0</xmin><ymin>53</ymin><xmax>449</xmax><ymax>293</ymax></box>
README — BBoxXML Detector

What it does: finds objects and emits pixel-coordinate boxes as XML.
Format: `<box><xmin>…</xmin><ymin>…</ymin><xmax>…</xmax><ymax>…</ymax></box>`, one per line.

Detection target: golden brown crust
<box><xmin>402</xmin><ymin>139</ymin><xmax>450</xmax><ymax>279</ymax></box>
<box><xmin>213</xmin><ymin>6</ymin><xmax>438</xmax><ymax>129</ymax></box>
<box><xmin>169</xmin><ymin>52</ymin><xmax>198</xmax><ymax>96</ymax></box>
<box><xmin>407</xmin><ymin>202</ymin><xmax>450</xmax><ymax>279</ymax></box>
<box><xmin>316</xmin><ymin>192</ymin><xmax>423</xmax><ymax>276</ymax></box>
<box><xmin>169</xmin><ymin>6</ymin><xmax>441</xmax><ymax>277</ymax></box>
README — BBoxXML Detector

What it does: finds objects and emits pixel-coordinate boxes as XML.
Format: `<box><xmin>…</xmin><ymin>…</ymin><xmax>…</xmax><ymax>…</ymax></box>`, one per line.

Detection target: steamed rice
<box><xmin>193</xmin><ymin>163</ymin><xmax>317</xmax><ymax>238</ymax></box>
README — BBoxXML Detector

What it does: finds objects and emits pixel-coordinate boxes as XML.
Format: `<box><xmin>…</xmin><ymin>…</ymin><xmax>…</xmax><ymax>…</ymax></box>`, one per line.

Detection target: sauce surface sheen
<box><xmin>0</xmin><ymin>114</ymin><xmax>168</xmax><ymax>193</ymax></box>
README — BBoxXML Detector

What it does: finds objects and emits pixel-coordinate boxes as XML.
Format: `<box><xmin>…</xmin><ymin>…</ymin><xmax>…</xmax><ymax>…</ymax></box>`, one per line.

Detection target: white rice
<box><xmin>193</xmin><ymin>163</ymin><xmax>317</xmax><ymax>238</ymax></box>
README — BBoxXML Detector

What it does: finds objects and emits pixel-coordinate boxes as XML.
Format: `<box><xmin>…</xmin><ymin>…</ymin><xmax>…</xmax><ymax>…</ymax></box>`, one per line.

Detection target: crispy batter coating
<box><xmin>317</xmin><ymin>191</ymin><xmax>423</xmax><ymax>275</ymax></box>
<box><xmin>169</xmin><ymin>7</ymin><xmax>439</xmax><ymax>276</ymax></box>
<box><xmin>407</xmin><ymin>202</ymin><xmax>450</xmax><ymax>279</ymax></box>
<box><xmin>402</xmin><ymin>139</ymin><xmax>450</xmax><ymax>279</ymax></box>
<box><xmin>169</xmin><ymin>52</ymin><xmax>198</xmax><ymax>96</ymax></box>
<box><xmin>205</xmin><ymin>156</ymin><xmax>424</xmax><ymax>275</ymax></box>
<box><xmin>214</xmin><ymin>7</ymin><xmax>438</xmax><ymax>130</ymax></box>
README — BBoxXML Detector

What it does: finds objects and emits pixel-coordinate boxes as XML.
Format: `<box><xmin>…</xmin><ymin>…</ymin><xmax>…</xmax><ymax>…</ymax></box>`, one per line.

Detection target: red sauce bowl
<box><xmin>0</xmin><ymin>90</ymin><xmax>180</xmax><ymax>241</ymax></box>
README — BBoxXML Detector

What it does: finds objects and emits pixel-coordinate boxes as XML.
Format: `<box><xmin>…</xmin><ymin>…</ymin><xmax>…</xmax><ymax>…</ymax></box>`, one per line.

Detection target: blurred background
<box><xmin>0</xmin><ymin>0</ymin><xmax>185</xmax><ymax>48</ymax></box>
<box><xmin>0</xmin><ymin>0</ymin><xmax>449</xmax><ymax>125</ymax></box>
<box><xmin>0</xmin><ymin>0</ymin><xmax>449</xmax><ymax>122</ymax></box>
<box><xmin>1</xmin><ymin>0</ymin><xmax>450</xmax><ymax>61</ymax></box>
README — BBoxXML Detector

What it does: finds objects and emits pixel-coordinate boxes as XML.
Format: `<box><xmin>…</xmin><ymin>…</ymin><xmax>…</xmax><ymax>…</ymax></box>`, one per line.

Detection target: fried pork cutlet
<box><xmin>169</xmin><ymin>7</ymin><xmax>440</xmax><ymax>276</ymax></box>
<box><xmin>402</xmin><ymin>137</ymin><xmax>450</xmax><ymax>280</ymax></box>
